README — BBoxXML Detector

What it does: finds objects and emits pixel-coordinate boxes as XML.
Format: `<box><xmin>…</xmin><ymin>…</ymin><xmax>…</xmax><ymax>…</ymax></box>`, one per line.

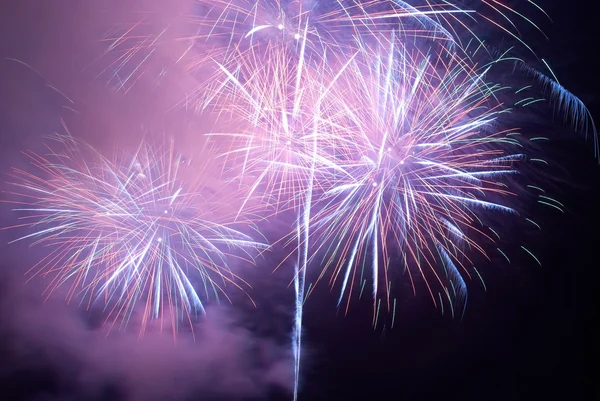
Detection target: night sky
<box><xmin>0</xmin><ymin>1</ymin><xmax>597</xmax><ymax>400</ymax></box>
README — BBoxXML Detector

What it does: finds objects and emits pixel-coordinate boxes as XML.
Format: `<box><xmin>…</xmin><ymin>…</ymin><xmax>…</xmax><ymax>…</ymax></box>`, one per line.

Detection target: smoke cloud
<box><xmin>0</xmin><ymin>269</ymin><xmax>292</xmax><ymax>401</ymax></box>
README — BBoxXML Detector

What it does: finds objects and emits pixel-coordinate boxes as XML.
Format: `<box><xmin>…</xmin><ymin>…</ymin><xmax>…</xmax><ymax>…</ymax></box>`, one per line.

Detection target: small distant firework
<box><xmin>5</xmin><ymin>134</ymin><xmax>267</xmax><ymax>333</ymax></box>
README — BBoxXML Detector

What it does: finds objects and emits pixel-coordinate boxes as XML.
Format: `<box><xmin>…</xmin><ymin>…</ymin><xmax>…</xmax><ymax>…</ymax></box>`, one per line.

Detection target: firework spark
<box><xmin>4</xmin><ymin>134</ymin><xmax>267</xmax><ymax>335</ymax></box>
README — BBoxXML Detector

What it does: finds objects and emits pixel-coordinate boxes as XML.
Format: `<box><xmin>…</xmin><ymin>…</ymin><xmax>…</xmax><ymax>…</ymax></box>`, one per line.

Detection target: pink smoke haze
<box><xmin>0</xmin><ymin>270</ymin><xmax>293</xmax><ymax>400</ymax></box>
<box><xmin>0</xmin><ymin>1</ymin><xmax>294</xmax><ymax>400</ymax></box>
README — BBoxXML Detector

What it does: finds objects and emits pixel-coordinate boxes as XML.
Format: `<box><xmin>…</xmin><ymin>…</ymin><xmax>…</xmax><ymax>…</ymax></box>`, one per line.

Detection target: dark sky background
<box><xmin>0</xmin><ymin>1</ymin><xmax>598</xmax><ymax>400</ymax></box>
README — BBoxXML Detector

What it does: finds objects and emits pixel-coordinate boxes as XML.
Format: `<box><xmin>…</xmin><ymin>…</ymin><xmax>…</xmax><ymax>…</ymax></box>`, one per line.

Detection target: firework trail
<box><xmin>195</xmin><ymin>15</ymin><xmax>347</xmax><ymax>398</ymax></box>
<box><xmin>4</xmin><ymin>134</ymin><xmax>267</xmax><ymax>335</ymax></box>
<box><xmin>201</xmin><ymin>40</ymin><xmax>338</xmax><ymax>399</ymax></box>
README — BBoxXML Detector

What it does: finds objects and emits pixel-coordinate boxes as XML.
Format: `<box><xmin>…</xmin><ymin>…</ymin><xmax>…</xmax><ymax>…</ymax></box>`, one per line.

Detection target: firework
<box><xmin>5</xmin><ymin>134</ymin><xmax>267</xmax><ymax>334</ymax></box>
<box><xmin>202</xmin><ymin>42</ymin><xmax>356</xmax><ymax>215</ymax></box>
<box><xmin>296</xmin><ymin>35</ymin><xmax>521</xmax><ymax>318</ymax></box>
